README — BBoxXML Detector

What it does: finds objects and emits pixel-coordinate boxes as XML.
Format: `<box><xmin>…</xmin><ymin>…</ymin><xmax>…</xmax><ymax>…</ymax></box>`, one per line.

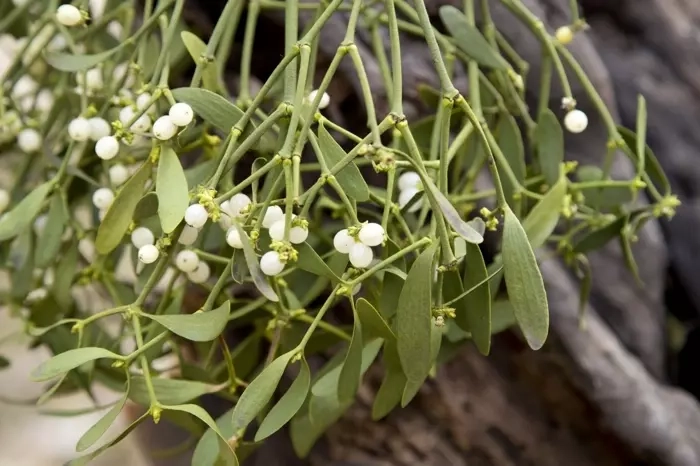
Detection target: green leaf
<box><xmin>397</xmin><ymin>244</ymin><xmax>436</xmax><ymax>382</ymax></box>
<box><xmin>380</xmin><ymin>269</ymin><xmax>404</xmax><ymax>319</ymax></box>
<box><xmin>337</xmin><ymin>306</ymin><xmax>364</xmax><ymax>402</ymax></box>
<box><xmin>255</xmin><ymin>357</ymin><xmax>311</xmax><ymax>441</ymax></box>
<box><xmin>502</xmin><ymin>206</ymin><xmax>549</xmax><ymax>350</ymax></box>
<box><xmin>31</xmin><ymin>347</ymin><xmax>121</xmax><ymax>382</ymax></box>
<box><xmin>0</xmin><ymin>181</ymin><xmax>52</xmax><ymax>241</ymax></box>
<box><xmin>68</xmin><ymin>412</ymin><xmax>149</xmax><ymax>466</ymax></box>
<box><xmin>156</xmin><ymin>146</ymin><xmax>189</xmax><ymax>233</ymax></box>
<box><xmin>317</xmin><ymin>124</ymin><xmax>370</xmax><ymax>202</ymax></box>
<box><xmin>491</xmin><ymin>300</ymin><xmax>517</xmax><ymax>334</ymax></box>
<box><xmin>185</xmin><ymin>157</ymin><xmax>217</xmax><ymax>189</ymax></box>
<box><xmin>371</xmin><ymin>342</ymin><xmax>405</xmax><ymax>420</ymax></box>
<box><xmin>46</xmin><ymin>47</ymin><xmax>122</xmax><ymax>72</ymax></box>
<box><xmin>142</xmin><ymin>301</ymin><xmax>230</xmax><ymax>342</ymax></box>
<box><xmin>231</xmin><ymin>221</ymin><xmax>279</xmax><ymax>302</ymax></box>
<box><xmin>130</xmin><ymin>376</ymin><xmax>223</xmax><ymax>406</ymax></box>
<box><xmin>463</xmin><ymin>242</ymin><xmax>491</xmax><ymax>355</ymax></box>
<box><xmin>171</xmin><ymin>87</ymin><xmax>245</xmax><ymax>133</ymax></box>
<box><xmin>35</xmin><ymin>193</ymin><xmax>68</xmax><ymax>267</ymax></box>
<box><xmin>439</xmin><ymin>6</ymin><xmax>509</xmax><ymax>70</ymax></box>
<box><xmin>133</xmin><ymin>192</ymin><xmax>159</xmax><ymax>222</ymax></box>
<box><xmin>356</xmin><ymin>298</ymin><xmax>395</xmax><ymax>341</ymax></box>
<box><xmin>180</xmin><ymin>31</ymin><xmax>219</xmax><ymax>92</ymax></box>
<box><xmin>401</xmin><ymin>321</ymin><xmax>442</xmax><ymax>406</ymax></box>
<box><xmin>536</xmin><ymin>109</ymin><xmax>564</xmax><ymax>187</ymax></box>
<box><xmin>423</xmin><ymin>177</ymin><xmax>483</xmax><ymax>244</ymax></box>
<box><xmin>295</xmin><ymin>242</ymin><xmax>340</xmax><ymax>282</ymax></box>
<box><xmin>165</xmin><ymin>404</ymin><xmax>238</xmax><ymax>466</ymax></box>
<box><xmin>617</xmin><ymin>126</ymin><xmax>670</xmax><ymax>196</ymax></box>
<box><xmin>192</xmin><ymin>407</ymin><xmax>235</xmax><ymax>466</ymax></box>
<box><xmin>52</xmin><ymin>242</ymin><xmax>78</xmax><ymax>310</ymax></box>
<box><xmin>522</xmin><ymin>174</ymin><xmax>566</xmax><ymax>249</ymax></box>
<box><xmin>573</xmin><ymin>214</ymin><xmax>632</xmax><ymax>254</ymax></box>
<box><xmin>76</xmin><ymin>383</ymin><xmax>129</xmax><ymax>452</ymax></box>
<box><xmin>497</xmin><ymin>114</ymin><xmax>526</xmax><ymax>203</ymax></box>
<box><xmin>231</xmin><ymin>350</ymin><xmax>296</xmax><ymax>432</ymax></box>
<box><xmin>96</xmin><ymin>161</ymin><xmax>152</xmax><ymax>254</ymax></box>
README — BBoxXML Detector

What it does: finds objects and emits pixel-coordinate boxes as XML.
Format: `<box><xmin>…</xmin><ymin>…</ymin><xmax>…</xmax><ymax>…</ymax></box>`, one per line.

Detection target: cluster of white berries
<box><xmin>397</xmin><ymin>171</ymin><xmax>424</xmax><ymax>213</ymax></box>
<box><xmin>175</xmin><ymin>249</ymin><xmax>211</xmax><ymax>283</ymax></box>
<box><xmin>333</xmin><ymin>222</ymin><xmax>385</xmax><ymax>269</ymax></box>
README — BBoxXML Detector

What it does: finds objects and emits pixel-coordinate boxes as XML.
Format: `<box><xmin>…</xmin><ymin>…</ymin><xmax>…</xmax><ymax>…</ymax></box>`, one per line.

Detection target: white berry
<box><xmin>92</xmin><ymin>187</ymin><xmax>114</xmax><ymax>210</ymax></box>
<box><xmin>89</xmin><ymin>117</ymin><xmax>111</xmax><ymax>140</ymax></box>
<box><xmin>85</xmin><ymin>67</ymin><xmax>103</xmax><ymax>90</ymax></box>
<box><xmin>555</xmin><ymin>26</ymin><xmax>574</xmax><ymax>45</ymax></box>
<box><xmin>17</xmin><ymin>128</ymin><xmax>41</xmax><ymax>153</ymax></box>
<box><xmin>108</xmin><ymin>164</ymin><xmax>129</xmax><ymax>186</ymax></box>
<box><xmin>219</xmin><ymin>214</ymin><xmax>232</xmax><ymax>230</ymax></box>
<box><xmin>227</xmin><ymin>193</ymin><xmax>251</xmax><ymax>218</ymax></box>
<box><xmin>35</xmin><ymin>89</ymin><xmax>54</xmax><ymax>113</ymax></box>
<box><xmin>131</xmin><ymin>226</ymin><xmax>155</xmax><ymax>248</ymax></box>
<box><xmin>398</xmin><ymin>171</ymin><xmax>421</xmax><ymax>191</ymax></box>
<box><xmin>268</xmin><ymin>219</ymin><xmax>285</xmax><ymax>241</ymax></box>
<box><xmin>178</xmin><ymin>225</ymin><xmax>199</xmax><ymax>245</ymax></box>
<box><xmin>138</xmin><ymin>244</ymin><xmax>159</xmax><ymax>264</ymax></box>
<box><xmin>0</xmin><ymin>189</ymin><xmax>9</xmax><ymax>213</ymax></box>
<box><xmin>95</xmin><ymin>135</ymin><xmax>119</xmax><ymax>160</ymax></box>
<box><xmin>185</xmin><ymin>203</ymin><xmax>208</xmax><ymax>229</ymax></box>
<box><xmin>333</xmin><ymin>229</ymin><xmax>354</xmax><ymax>254</ymax></box>
<box><xmin>119</xmin><ymin>106</ymin><xmax>135</xmax><ymax>125</ymax></box>
<box><xmin>68</xmin><ymin>117</ymin><xmax>92</xmax><ymax>141</ymax></box>
<box><xmin>349</xmin><ymin>242</ymin><xmax>373</xmax><ymax>268</ymax></box>
<box><xmin>398</xmin><ymin>187</ymin><xmax>422</xmax><ymax>212</ymax></box>
<box><xmin>12</xmin><ymin>75</ymin><xmax>37</xmax><ymax>100</ymax></box>
<box><xmin>308</xmin><ymin>89</ymin><xmax>330</xmax><ymax>109</ymax></box>
<box><xmin>175</xmin><ymin>250</ymin><xmax>200</xmax><ymax>273</ymax></box>
<box><xmin>130</xmin><ymin>113</ymin><xmax>151</xmax><ymax>132</ymax></box>
<box><xmin>262</xmin><ymin>205</ymin><xmax>284</xmax><ymax>229</ymax></box>
<box><xmin>187</xmin><ymin>261</ymin><xmax>211</xmax><ymax>284</ymax></box>
<box><xmin>136</xmin><ymin>92</ymin><xmax>154</xmax><ymax>112</ymax></box>
<box><xmin>358</xmin><ymin>222</ymin><xmax>384</xmax><ymax>247</ymax></box>
<box><xmin>564</xmin><ymin>109</ymin><xmax>588</xmax><ymax>134</ymax></box>
<box><xmin>169</xmin><ymin>102</ymin><xmax>194</xmax><ymax>126</ymax></box>
<box><xmin>260</xmin><ymin>251</ymin><xmax>285</xmax><ymax>276</ymax></box>
<box><xmin>289</xmin><ymin>225</ymin><xmax>308</xmax><ymax>244</ymax></box>
<box><xmin>153</xmin><ymin>115</ymin><xmax>178</xmax><ymax>140</ymax></box>
<box><xmin>56</xmin><ymin>5</ymin><xmax>82</xmax><ymax>26</ymax></box>
<box><xmin>226</xmin><ymin>227</ymin><xmax>244</xmax><ymax>249</ymax></box>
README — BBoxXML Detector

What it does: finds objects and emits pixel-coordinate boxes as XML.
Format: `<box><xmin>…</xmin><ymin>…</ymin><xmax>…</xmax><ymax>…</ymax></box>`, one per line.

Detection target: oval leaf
<box><xmin>463</xmin><ymin>243</ymin><xmax>492</xmax><ymax>355</ymax></box>
<box><xmin>502</xmin><ymin>206</ymin><xmax>549</xmax><ymax>350</ymax></box>
<box><xmin>231</xmin><ymin>350</ymin><xmax>296</xmax><ymax>432</ymax></box>
<box><xmin>76</xmin><ymin>387</ymin><xmax>128</xmax><ymax>452</ymax></box>
<box><xmin>46</xmin><ymin>47</ymin><xmax>122</xmax><ymax>72</ymax></box>
<box><xmin>397</xmin><ymin>244</ymin><xmax>436</xmax><ymax>382</ymax></box>
<box><xmin>317</xmin><ymin>124</ymin><xmax>370</xmax><ymax>202</ymax></box>
<box><xmin>142</xmin><ymin>301</ymin><xmax>230</xmax><ymax>342</ymax></box>
<box><xmin>337</xmin><ymin>306</ymin><xmax>364</xmax><ymax>402</ymax></box>
<box><xmin>157</xmin><ymin>146</ymin><xmax>189</xmax><ymax>233</ymax></box>
<box><xmin>522</xmin><ymin>175</ymin><xmax>566</xmax><ymax>249</ymax></box>
<box><xmin>171</xmin><ymin>87</ymin><xmax>245</xmax><ymax>133</ymax></box>
<box><xmin>356</xmin><ymin>298</ymin><xmax>395</xmax><ymax>341</ymax></box>
<box><xmin>423</xmin><ymin>177</ymin><xmax>483</xmax><ymax>244</ymax></box>
<box><xmin>31</xmin><ymin>347</ymin><xmax>121</xmax><ymax>381</ymax></box>
<box><xmin>497</xmin><ymin>114</ymin><xmax>526</xmax><ymax>203</ymax></box>
<box><xmin>536</xmin><ymin>109</ymin><xmax>564</xmax><ymax>187</ymax></box>
<box><xmin>180</xmin><ymin>31</ymin><xmax>219</xmax><ymax>92</ymax></box>
<box><xmin>255</xmin><ymin>357</ymin><xmax>311</xmax><ymax>441</ymax></box>
<box><xmin>0</xmin><ymin>181</ymin><xmax>52</xmax><ymax>242</ymax></box>
<box><xmin>371</xmin><ymin>342</ymin><xmax>405</xmax><ymax>420</ymax></box>
<box><xmin>130</xmin><ymin>376</ymin><xmax>224</xmax><ymax>406</ymax></box>
<box><xmin>133</xmin><ymin>192</ymin><xmax>159</xmax><ymax>221</ymax></box>
<box><xmin>96</xmin><ymin>161</ymin><xmax>153</xmax><ymax>255</ymax></box>
<box><xmin>295</xmin><ymin>243</ymin><xmax>341</xmax><ymax>282</ymax></box>
<box><xmin>35</xmin><ymin>192</ymin><xmax>68</xmax><ymax>267</ymax></box>
<box><xmin>231</xmin><ymin>221</ymin><xmax>279</xmax><ymax>302</ymax></box>
<box><xmin>439</xmin><ymin>6</ymin><xmax>509</xmax><ymax>70</ymax></box>
<box><xmin>68</xmin><ymin>412</ymin><xmax>149</xmax><ymax>466</ymax></box>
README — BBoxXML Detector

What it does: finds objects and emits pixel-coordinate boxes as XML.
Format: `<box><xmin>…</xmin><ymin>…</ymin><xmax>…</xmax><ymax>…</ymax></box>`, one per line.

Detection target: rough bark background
<box><xmin>139</xmin><ymin>0</ymin><xmax>700</xmax><ymax>465</ymax></box>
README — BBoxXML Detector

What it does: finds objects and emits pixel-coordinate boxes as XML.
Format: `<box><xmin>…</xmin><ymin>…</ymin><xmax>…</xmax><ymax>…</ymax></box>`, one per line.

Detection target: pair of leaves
<box><xmin>317</xmin><ymin>124</ymin><xmax>369</xmax><ymax>202</ymax></box>
<box><xmin>156</xmin><ymin>146</ymin><xmax>189</xmax><ymax>233</ymax></box>
<box><xmin>0</xmin><ymin>181</ymin><xmax>52</xmax><ymax>242</ymax></box>
<box><xmin>140</xmin><ymin>300</ymin><xmax>230</xmax><ymax>342</ymax></box>
<box><xmin>96</xmin><ymin>161</ymin><xmax>153</xmax><ymax>254</ymax></box>
<box><xmin>439</xmin><ymin>6</ymin><xmax>509</xmax><ymax>70</ymax></box>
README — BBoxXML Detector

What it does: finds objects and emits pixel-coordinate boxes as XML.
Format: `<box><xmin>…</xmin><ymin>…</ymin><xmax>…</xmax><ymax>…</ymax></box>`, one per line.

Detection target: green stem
<box><xmin>238</xmin><ymin>0</ymin><xmax>261</xmax><ymax>101</ymax></box>
<box><xmin>296</xmin><ymin>286</ymin><xmax>341</xmax><ymax>349</ymax></box>
<box><xmin>125</xmin><ymin>332</ymin><xmax>168</xmax><ymax>363</ymax></box>
<box><xmin>349</xmin><ymin>237</ymin><xmax>432</xmax><ymax>285</ymax></box>
<box><xmin>283</xmin><ymin>0</ymin><xmax>300</xmax><ymax>102</ymax></box>
<box><xmin>150</xmin><ymin>0</ymin><xmax>185</xmax><ymax>86</ymax></box>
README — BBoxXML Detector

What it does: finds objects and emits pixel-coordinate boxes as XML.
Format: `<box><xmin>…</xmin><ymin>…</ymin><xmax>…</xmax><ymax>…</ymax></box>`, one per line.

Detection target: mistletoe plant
<box><xmin>0</xmin><ymin>0</ymin><xmax>679</xmax><ymax>464</ymax></box>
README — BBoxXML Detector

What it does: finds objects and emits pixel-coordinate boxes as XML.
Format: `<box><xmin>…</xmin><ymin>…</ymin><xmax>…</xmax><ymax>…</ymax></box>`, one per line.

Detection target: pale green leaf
<box><xmin>180</xmin><ymin>31</ymin><xmax>219</xmax><ymax>92</ymax></box>
<box><xmin>0</xmin><ymin>181</ymin><xmax>52</xmax><ymax>241</ymax></box>
<box><xmin>522</xmin><ymin>174</ymin><xmax>566</xmax><ymax>249</ymax></box>
<box><xmin>371</xmin><ymin>342</ymin><xmax>405</xmax><ymax>420</ymax></box>
<box><xmin>423</xmin><ymin>177</ymin><xmax>483</xmax><ymax>244</ymax></box>
<box><xmin>133</xmin><ymin>192</ymin><xmax>159</xmax><ymax>221</ymax></box>
<box><xmin>401</xmin><ymin>320</ymin><xmax>442</xmax><ymax>406</ymax></box>
<box><xmin>497</xmin><ymin>114</ymin><xmax>526</xmax><ymax>203</ymax></box>
<box><xmin>31</xmin><ymin>347</ymin><xmax>121</xmax><ymax>382</ymax></box>
<box><xmin>356</xmin><ymin>298</ymin><xmax>395</xmax><ymax>341</ymax></box>
<box><xmin>141</xmin><ymin>301</ymin><xmax>230</xmax><ymax>342</ymax></box>
<box><xmin>231</xmin><ymin>350</ymin><xmax>296</xmax><ymax>432</ymax></box>
<box><xmin>317</xmin><ymin>124</ymin><xmax>370</xmax><ymax>202</ymax></box>
<box><xmin>502</xmin><ymin>206</ymin><xmax>549</xmax><ymax>350</ymax></box>
<box><xmin>231</xmin><ymin>221</ymin><xmax>279</xmax><ymax>302</ymax></box>
<box><xmin>463</xmin><ymin>243</ymin><xmax>491</xmax><ymax>355</ymax></box>
<box><xmin>96</xmin><ymin>161</ymin><xmax>152</xmax><ymax>255</ymax></box>
<box><xmin>68</xmin><ymin>412</ymin><xmax>149</xmax><ymax>466</ymax></box>
<box><xmin>397</xmin><ymin>245</ymin><xmax>436</xmax><ymax>382</ymax></box>
<box><xmin>536</xmin><ymin>109</ymin><xmax>564</xmax><ymax>187</ymax></box>
<box><xmin>35</xmin><ymin>193</ymin><xmax>68</xmax><ymax>267</ymax></box>
<box><xmin>439</xmin><ymin>6</ymin><xmax>509</xmax><ymax>70</ymax></box>
<box><xmin>171</xmin><ymin>87</ymin><xmax>245</xmax><ymax>133</ymax></box>
<box><xmin>76</xmin><ymin>383</ymin><xmax>128</xmax><ymax>452</ymax></box>
<box><xmin>156</xmin><ymin>146</ymin><xmax>189</xmax><ymax>233</ymax></box>
<box><xmin>337</xmin><ymin>306</ymin><xmax>363</xmax><ymax>402</ymax></box>
<box><xmin>491</xmin><ymin>300</ymin><xmax>517</xmax><ymax>334</ymax></box>
<box><xmin>46</xmin><ymin>47</ymin><xmax>122</xmax><ymax>72</ymax></box>
<box><xmin>129</xmin><ymin>376</ymin><xmax>224</xmax><ymax>406</ymax></box>
<box><xmin>255</xmin><ymin>357</ymin><xmax>311</xmax><ymax>441</ymax></box>
<box><xmin>295</xmin><ymin>242</ymin><xmax>340</xmax><ymax>282</ymax></box>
